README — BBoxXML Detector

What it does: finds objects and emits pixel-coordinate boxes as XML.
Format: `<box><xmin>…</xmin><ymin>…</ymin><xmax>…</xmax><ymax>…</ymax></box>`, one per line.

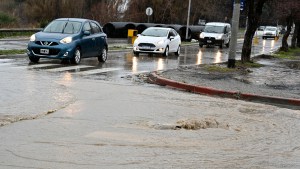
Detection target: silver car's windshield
<box><xmin>204</xmin><ymin>25</ymin><xmax>224</xmax><ymax>33</ymax></box>
<box><xmin>141</xmin><ymin>28</ymin><xmax>168</xmax><ymax>37</ymax></box>
<box><xmin>43</xmin><ymin>21</ymin><xmax>82</xmax><ymax>34</ymax></box>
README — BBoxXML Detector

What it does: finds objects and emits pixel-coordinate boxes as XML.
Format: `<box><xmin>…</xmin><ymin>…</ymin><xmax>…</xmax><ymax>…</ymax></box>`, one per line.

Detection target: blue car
<box><xmin>27</xmin><ymin>18</ymin><xmax>108</xmax><ymax>64</ymax></box>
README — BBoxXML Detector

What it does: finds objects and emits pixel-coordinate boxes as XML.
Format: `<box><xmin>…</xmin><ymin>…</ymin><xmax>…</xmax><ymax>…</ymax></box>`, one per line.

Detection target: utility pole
<box><xmin>185</xmin><ymin>0</ymin><xmax>191</xmax><ymax>41</ymax></box>
<box><xmin>228</xmin><ymin>0</ymin><xmax>241</xmax><ymax>68</ymax></box>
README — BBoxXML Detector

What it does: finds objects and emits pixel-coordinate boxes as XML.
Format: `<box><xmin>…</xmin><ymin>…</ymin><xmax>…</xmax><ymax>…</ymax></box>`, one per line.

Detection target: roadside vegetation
<box><xmin>0</xmin><ymin>49</ymin><xmax>26</xmax><ymax>55</ymax></box>
<box><xmin>0</xmin><ymin>32</ymin><xmax>33</xmax><ymax>39</ymax></box>
<box><xmin>273</xmin><ymin>47</ymin><xmax>300</xmax><ymax>59</ymax></box>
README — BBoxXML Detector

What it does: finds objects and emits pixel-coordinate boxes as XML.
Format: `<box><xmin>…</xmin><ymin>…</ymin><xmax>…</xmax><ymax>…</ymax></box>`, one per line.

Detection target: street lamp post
<box><xmin>228</xmin><ymin>0</ymin><xmax>241</xmax><ymax>68</ymax></box>
<box><xmin>185</xmin><ymin>0</ymin><xmax>191</xmax><ymax>41</ymax></box>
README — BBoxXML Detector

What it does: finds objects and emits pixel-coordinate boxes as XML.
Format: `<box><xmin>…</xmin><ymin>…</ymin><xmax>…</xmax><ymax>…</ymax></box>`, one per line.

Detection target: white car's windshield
<box><xmin>141</xmin><ymin>28</ymin><xmax>168</xmax><ymax>37</ymax></box>
<box><xmin>204</xmin><ymin>25</ymin><xmax>225</xmax><ymax>33</ymax></box>
<box><xmin>265</xmin><ymin>27</ymin><xmax>277</xmax><ymax>31</ymax></box>
<box><xmin>44</xmin><ymin>21</ymin><xmax>82</xmax><ymax>34</ymax></box>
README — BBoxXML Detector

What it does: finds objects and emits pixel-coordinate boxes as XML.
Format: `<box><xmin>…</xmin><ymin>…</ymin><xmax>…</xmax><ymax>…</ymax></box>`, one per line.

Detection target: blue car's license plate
<box><xmin>40</xmin><ymin>49</ymin><xmax>49</xmax><ymax>54</ymax></box>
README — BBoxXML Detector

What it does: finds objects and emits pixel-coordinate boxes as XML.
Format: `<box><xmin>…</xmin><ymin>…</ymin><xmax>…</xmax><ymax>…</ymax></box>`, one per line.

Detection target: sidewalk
<box><xmin>148</xmin><ymin>55</ymin><xmax>300</xmax><ymax>108</ymax></box>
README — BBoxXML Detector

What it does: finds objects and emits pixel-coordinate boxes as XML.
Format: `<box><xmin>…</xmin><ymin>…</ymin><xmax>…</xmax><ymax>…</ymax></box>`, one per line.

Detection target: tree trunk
<box><xmin>281</xmin><ymin>16</ymin><xmax>293</xmax><ymax>52</ymax></box>
<box><xmin>241</xmin><ymin>28</ymin><xmax>255</xmax><ymax>63</ymax></box>
<box><xmin>241</xmin><ymin>0</ymin><xmax>266</xmax><ymax>63</ymax></box>
<box><xmin>297</xmin><ymin>24</ymin><xmax>300</xmax><ymax>48</ymax></box>
<box><xmin>291</xmin><ymin>22</ymin><xmax>299</xmax><ymax>48</ymax></box>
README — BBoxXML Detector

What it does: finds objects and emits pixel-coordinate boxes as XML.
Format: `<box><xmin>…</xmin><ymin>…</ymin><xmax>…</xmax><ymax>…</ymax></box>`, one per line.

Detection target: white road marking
<box><xmin>27</xmin><ymin>63</ymin><xmax>59</xmax><ymax>68</ymax></box>
<box><xmin>73</xmin><ymin>67</ymin><xmax>121</xmax><ymax>75</ymax></box>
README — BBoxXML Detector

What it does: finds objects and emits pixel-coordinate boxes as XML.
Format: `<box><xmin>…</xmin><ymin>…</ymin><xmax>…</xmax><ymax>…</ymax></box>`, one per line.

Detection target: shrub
<box><xmin>0</xmin><ymin>12</ymin><xmax>16</xmax><ymax>27</ymax></box>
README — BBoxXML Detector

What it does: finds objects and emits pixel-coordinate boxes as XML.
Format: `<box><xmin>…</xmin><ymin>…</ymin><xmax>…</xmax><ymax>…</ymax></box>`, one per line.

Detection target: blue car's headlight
<box><xmin>30</xmin><ymin>34</ymin><xmax>36</xmax><ymax>42</ymax></box>
<box><xmin>60</xmin><ymin>37</ymin><xmax>72</xmax><ymax>44</ymax></box>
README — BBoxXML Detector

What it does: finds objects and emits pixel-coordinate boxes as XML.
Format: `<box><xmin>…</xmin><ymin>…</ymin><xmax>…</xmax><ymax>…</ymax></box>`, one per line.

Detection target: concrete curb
<box><xmin>148</xmin><ymin>72</ymin><xmax>300</xmax><ymax>108</ymax></box>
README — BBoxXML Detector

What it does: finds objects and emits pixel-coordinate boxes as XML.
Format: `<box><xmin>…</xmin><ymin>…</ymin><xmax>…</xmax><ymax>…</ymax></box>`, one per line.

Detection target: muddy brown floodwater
<box><xmin>1</xmin><ymin>78</ymin><xmax>299</xmax><ymax>168</ymax></box>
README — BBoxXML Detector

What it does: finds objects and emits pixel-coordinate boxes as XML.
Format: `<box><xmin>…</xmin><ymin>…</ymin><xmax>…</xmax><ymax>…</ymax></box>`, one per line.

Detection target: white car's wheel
<box><xmin>163</xmin><ymin>46</ymin><xmax>169</xmax><ymax>57</ymax></box>
<box><xmin>175</xmin><ymin>46</ymin><xmax>180</xmax><ymax>56</ymax></box>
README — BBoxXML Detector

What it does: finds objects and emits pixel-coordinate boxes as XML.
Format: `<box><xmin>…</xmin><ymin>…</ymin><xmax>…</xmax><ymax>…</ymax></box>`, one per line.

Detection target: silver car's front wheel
<box><xmin>71</xmin><ymin>47</ymin><xmax>81</xmax><ymax>64</ymax></box>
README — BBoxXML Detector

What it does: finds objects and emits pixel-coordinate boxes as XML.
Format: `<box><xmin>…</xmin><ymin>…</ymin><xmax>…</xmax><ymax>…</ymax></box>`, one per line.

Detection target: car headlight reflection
<box><xmin>157</xmin><ymin>40</ymin><xmax>165</xmax><ymax>45</ymax></box>
<box><xmin>30</xmin><ymin>34</ymin><xmax>36</xmax><ymax>42</ymax></box>
<box><xmin>60</xmin><ymin>37</ymin><xmax>72</xmax><ymax>44</ymax></box>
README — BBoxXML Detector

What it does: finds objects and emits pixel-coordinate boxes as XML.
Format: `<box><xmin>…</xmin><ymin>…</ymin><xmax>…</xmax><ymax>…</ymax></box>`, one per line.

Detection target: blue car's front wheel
<box><xmin>29</xmin><ymin>56</ymin><xmax>40</xmax><ymax>63</ymax></box>
<box><xmin>71</xmin><ymin>47</ymin><xmax>81</xmax><ymax>64</ymax></box>
<box><xmin>98</xmin><ymin>48</ymin><xmax>107</xmax><ymax>62</ymax></box>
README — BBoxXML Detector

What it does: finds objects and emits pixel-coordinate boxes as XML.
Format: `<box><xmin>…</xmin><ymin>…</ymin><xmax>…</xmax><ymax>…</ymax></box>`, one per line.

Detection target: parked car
<box><xmin>262</xmin><ymin>26</ymin><xmax>279</xmax><ymax>39</ymax></box>
<box><xmin>255</xmin><ymin>26</ymin><xmax>265</xmax><ymax>36</ymax></box>
<box><xmin>133</xmin><ymin>27</ymin><xmax>181</xmax><ymax>57</ymax></box>
<box><xmin>199</xmin><ymin>22</ymin><xmax>231</xmax><ymax>48</ymax></box>
<box><xmin>27</xmin><ymin>18</ymin><xmax>108</xmax><ymax>64</ymax></box>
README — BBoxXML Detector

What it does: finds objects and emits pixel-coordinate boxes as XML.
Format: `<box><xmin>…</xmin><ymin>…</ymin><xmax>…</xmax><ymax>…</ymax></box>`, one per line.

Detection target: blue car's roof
<box><xmin>55</xmin><ymin>18</ymin><xmax>90</xmax><ymax>23</ymax></box>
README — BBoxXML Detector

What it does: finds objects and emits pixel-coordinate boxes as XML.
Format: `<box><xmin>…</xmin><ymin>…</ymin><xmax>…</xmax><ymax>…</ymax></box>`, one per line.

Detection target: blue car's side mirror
<box><xmin>84</xmin><ymin>31</ymin><xmax>91</xmax><ymax>36</ymax></box>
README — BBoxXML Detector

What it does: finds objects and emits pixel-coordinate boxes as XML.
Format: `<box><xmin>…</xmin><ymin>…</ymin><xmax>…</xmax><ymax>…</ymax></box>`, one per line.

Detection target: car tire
<box><xmin>29</xmin><ymin>56</ymin><xmax>40</xmax><ymax>63</ymax></box>
<box><xmin>175</xmin><ymin>46</ymin><xmax>180</xmax><ymax>56</ymax></box>
<box><xmin>226</xmin><ymin>40</ymin><xmax>230</xmax><ymax>48</ymax></box>
<box><xmin>98</xmin><ymin>48</ymin><xmax>107</xmax><ymax>62</ymax></box>
<box><xmin>71</xmin><ymin>47</ymin><xmax>81</xmax><ymax>64</ymax></box>
<box><xmin>199</xmin><ymin>43</ymin><xmax>203</xmax><ymax>48</ymax></box>
<box><xmin>219</xmin><ymin>42</ymin><xmax>223</xmax><ymax>49</ymax></box>
<box><xmin>163</xmin><ymin>46</ymin><xmax>169</xmax><ymax>57</ymax></box>
<box><xmin>133</xmin><ymin>51</ymin><xmax>139</xmax><ymax>56</ymax></box>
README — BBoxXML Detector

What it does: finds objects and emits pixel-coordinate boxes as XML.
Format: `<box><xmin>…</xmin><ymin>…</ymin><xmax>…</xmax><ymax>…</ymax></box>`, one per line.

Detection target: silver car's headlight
<box><xmin>30</xmin><ymin>34</ymin><xmax>36</xmax><ymax>42</ymax></box>
<box><xmin>60</xmin><ymin>37</ymin><xmax>72</xmax><ymax>44</ymax></box>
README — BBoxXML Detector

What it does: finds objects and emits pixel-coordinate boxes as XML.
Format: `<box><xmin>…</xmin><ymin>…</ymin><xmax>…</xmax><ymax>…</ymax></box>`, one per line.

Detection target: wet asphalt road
<box><xmin>0</xmin><ymin>38</ymin><xmax>281</xmax><ymax>124</ymax></box>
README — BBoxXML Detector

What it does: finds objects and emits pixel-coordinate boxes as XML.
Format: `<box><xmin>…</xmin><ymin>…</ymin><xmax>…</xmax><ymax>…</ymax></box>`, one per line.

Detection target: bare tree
<box><xmin>241</xmin><ymin>0</ymin><xmax>268</xmax><ymax>63</ymax></box>
<box><xmin>271</xmin><ymin>0</ymin><xmax>300</xmax><ymax>51</ymax></box>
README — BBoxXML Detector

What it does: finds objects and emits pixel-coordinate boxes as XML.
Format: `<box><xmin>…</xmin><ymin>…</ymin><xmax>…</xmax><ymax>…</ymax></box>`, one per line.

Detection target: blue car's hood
<box><xmin>35</xmin><ymin>32</ymin><xmax>76</xmax><ymax>41</ymax></box>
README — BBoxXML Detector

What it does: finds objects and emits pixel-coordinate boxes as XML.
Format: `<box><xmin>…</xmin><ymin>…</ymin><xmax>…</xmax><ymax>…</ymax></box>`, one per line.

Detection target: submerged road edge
<box><xmin>148</xmin><ymin>72</ymin><xmax>300</xmax><ymax>108</ymax></box>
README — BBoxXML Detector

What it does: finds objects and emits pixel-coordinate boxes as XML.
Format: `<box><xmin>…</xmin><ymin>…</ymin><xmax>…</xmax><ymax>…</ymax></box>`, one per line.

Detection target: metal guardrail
<box><xmin>0</xmin><ymin>28</ymin><xmax>42</xmax><ymax>32</ymax></box>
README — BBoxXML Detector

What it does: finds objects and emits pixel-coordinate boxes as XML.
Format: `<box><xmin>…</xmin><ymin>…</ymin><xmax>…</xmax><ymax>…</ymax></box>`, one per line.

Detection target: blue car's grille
<box><xmin>35</xmin><ymin>41</ymin><xmax>59</xmax><ymax>46</ymax></box>
<box><xmin>32</xmin><ymin>48</ymin><xmax>60</xmax><ymax>55</ymax></box>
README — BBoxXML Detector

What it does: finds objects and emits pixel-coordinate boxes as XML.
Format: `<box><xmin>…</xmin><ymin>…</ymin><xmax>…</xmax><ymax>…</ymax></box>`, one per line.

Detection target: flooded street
<box><xmin>1</xmin><ymin>78</ymin><xmax>299</xmax><ymax>168</ymax></box>
<box><xmin>0</xmin><ymin>38</ymin><xmax>282</xmax><ymax>126</ymax></box>
<box><xmin>1</xmin><ymin>37</ymin><xmax>299</xmax><ymax>168</ymax></box>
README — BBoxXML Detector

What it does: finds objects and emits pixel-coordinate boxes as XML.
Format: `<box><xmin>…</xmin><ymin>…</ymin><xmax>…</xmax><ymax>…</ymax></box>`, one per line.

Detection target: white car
<box><xmin>262</xmin><ymin>26</ymin><xmax>279</xmax><ymax>39</ymax></box>
<box><xmin>133</xmin><ymin>27</ymin><xmax>181</xmax><ymax>57</ymax></box>
<box><xmin>255</xmin><ymin>26</ymin><xmax>265</xmax><ymax>36</ymax></box>
<box><xmin>199</xmin><ymin>22</ymin><xmax>231</xmax><ymax>48</ymax></box>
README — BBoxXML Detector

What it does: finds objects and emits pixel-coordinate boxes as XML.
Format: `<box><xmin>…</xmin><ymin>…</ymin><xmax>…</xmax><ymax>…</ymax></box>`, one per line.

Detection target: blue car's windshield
<box><xmin>141</xmin><ymin>28</ymin><xmax>168</xmax><ymax>37</ymax></box>
<box><xmin>43</xmin><ymin>21</ymin><xmax>82</xmax><ymax>34</ymax></box>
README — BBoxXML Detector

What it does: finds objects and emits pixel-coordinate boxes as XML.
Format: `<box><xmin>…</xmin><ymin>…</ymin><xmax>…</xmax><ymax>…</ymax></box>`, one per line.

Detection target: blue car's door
<box><xmin>80</xmin><ymin>22</ymin><xmax>94</xmax><ymax>57</ymax></box>
<box><xmin>90</xmin><ymin>21</ymin><xmax>106</xmax><ymax>56</ymax></box>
